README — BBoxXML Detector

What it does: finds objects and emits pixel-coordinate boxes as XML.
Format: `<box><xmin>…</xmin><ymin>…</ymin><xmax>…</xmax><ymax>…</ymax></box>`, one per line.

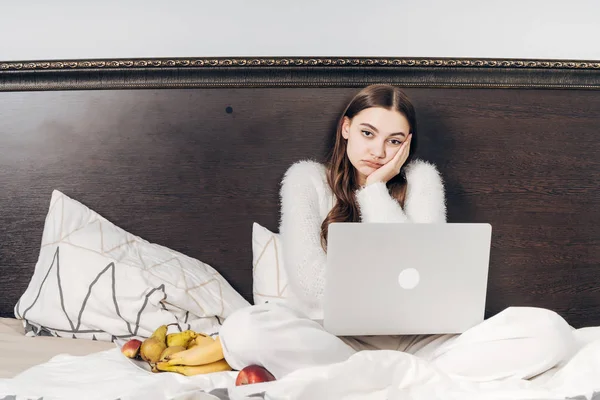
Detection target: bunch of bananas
<box><xmin>121</xmin><ymin>324</ymin><xmax>231</xmax><ymax>376</ymax></box>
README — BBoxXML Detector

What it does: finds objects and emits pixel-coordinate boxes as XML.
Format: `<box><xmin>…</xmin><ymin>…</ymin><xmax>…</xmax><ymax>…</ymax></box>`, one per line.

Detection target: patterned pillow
<box><xmin>14</xmin><ymin>190</ymin><xmax>250</xmax><ymax>341</ymax></box>
<box><xmin>251</xmin><ymin>222</ymin><xmax>289</xmax><ymax>305</ymax></box>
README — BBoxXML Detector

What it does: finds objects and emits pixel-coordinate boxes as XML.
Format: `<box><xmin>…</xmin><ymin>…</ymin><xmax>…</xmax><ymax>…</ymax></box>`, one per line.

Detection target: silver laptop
<box><xmin>323</xmin><ymin>222</ymin><xmax>492</xmax><ymax>336</ymax></box>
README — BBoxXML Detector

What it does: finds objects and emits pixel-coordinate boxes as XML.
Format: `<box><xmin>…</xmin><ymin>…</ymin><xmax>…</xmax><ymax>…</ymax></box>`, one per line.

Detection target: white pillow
<box><xmin>251</xmin><ymin>222</ymin><xmax>290</xmax><ymax>305</ymax></box>
<box><xmin>14</xmin><ymin>190</ymin><xmax>250</xmax><ymax>341</ymax></box>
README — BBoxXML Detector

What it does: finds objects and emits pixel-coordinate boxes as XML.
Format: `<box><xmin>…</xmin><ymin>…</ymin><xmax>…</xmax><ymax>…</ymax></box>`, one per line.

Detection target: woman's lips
<box><xmin>363</xmin><ymin>160</ymin><xmax>383</xmax><ymax>168</ymax></box>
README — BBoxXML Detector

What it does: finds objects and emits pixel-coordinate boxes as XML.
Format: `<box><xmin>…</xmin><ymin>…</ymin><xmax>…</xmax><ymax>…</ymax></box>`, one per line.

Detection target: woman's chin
<box><xmin>358</xmin><ymin>165</ymin><xmax>376</xmax><ymax>176</ymax></box>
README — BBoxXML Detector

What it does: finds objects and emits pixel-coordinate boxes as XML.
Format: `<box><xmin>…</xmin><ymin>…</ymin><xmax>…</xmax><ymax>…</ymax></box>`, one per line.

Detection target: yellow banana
<box><xmin>188</xmin><ymin>333</ymin><xmax>214</xmax><ymax>349</ymax></box>
<box><xmin>165</xmin><ymin>337</ymin><xmax>224</xmax><ymax>366</ymax></box>
<box><xmin>166</xmin><ymin>330</ymin><xmax>197</xmax><ymax>348</ymax></box>
<box><xmin>159</xmin><ymin>345</ymin><xmax>186</xmax><ymax>361</ymax></box>
<box><xmin>155</xmin><ymin>359</ymin><xmax>232</xmax><ymax>375</ymax></box>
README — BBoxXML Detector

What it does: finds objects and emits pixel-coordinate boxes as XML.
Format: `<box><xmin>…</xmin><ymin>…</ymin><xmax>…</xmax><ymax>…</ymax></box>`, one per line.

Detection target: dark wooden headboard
<box><xmin>1</xmin><ymin>57</ymin><xmax>599</xmax><ymax>328</ymax></box>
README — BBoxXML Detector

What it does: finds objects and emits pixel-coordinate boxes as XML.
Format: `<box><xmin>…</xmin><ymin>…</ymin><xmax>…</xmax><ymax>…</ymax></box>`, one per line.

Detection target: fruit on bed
<box><xmin>125</xmin><ymin>325</ymin><xmax>227</xmax><ymax>376</ymax></box>
<box><xmin>187</xmin><ymin>333</ymin><xmax>214</xmax><ymax>349</ymax></box>
<box><xmin>235</xmin><ymin>365</ymin><xmax>276</xmax><ymax>386</ymax></box>
<box><xmin>165</xmin><ymin>336</ymin><xmax>225</xmax><ymax>366</ymax></box>
<box><xmin>140</xmin><ymin>324</ymin><xmax>168</xmax><ymax>363</ymax></box>
<box><xmin>166</xmin><ymin>329</ymin><xmax>198</xmax><ymax>348</ymax></box>
<box><xmin>155</xmin><ymin>359</ymin><xmax>232</xmax><ymax>376</ymax></box>
<box><xmin>121</xmin><ymin>339</ymin><xmax>142</xmax><ymax>359</ymax></box>
<box><xmin>159</xmin><ymin>345</ymin><xmax>186</xmax><ymax>361</ymax></box>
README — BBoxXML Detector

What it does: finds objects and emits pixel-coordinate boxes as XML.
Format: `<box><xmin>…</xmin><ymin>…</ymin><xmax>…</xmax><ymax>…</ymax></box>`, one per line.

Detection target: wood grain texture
<box><xmin>0</xmin><ymin>86</ymin><xmax>599</xmax><ymax>328</ymax></box>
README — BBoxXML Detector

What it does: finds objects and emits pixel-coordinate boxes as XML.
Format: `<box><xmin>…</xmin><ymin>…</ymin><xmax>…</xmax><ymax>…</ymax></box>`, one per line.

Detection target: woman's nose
<box><xmin>371</xmin><ymin>142</ymin><xmax>386</xmax><ymax>159</ymax></box>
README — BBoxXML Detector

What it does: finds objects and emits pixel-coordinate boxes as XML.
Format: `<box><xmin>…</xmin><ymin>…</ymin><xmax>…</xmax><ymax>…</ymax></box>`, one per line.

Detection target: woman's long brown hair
<box><xmin>320</xmin><ymin>85</ymin><xmax>418</xmax><ymax>250</ymax></box>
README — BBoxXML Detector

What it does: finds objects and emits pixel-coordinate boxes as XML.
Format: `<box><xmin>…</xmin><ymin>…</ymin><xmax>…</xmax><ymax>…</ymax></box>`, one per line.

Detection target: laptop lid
<box><xmin>323</xmin><ymin>223</ymin><xmax>492</xmax><ymax>336</ymax></box>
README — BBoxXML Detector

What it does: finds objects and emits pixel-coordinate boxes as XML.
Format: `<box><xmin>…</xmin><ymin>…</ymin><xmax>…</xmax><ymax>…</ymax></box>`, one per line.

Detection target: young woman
<box><xmin>216</xmin><ymin>85</ymin><xmax>579</xmax><ymax>381</ymax></box>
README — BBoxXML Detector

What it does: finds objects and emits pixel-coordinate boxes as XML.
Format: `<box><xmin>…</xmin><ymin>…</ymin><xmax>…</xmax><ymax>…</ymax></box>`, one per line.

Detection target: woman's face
<box><xmin>342</xmin><ymin>107</ymin><xmax>411</xmax><ymax>185</ymax></box>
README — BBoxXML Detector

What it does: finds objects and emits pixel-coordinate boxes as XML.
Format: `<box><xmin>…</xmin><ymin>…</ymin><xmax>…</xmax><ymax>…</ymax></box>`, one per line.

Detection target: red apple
<box><xmin>121</xmin><ymin>339</ymin><xmax>142</xmax><ymax>359</ymax></box>
<box><xmin>235</xmin><ymin>365</ymin><xmax>276</xmax><ymax>386</ymax></box>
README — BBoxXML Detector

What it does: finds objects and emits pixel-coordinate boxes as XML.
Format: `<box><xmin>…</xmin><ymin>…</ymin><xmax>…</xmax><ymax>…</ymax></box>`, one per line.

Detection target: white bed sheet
<box><xmin>0</xmin><ymin>317</ymin><xmax>114</xmax><ymax>379</ymax></box>
<box><xmin>2</xmin><ymin>320</ymin><xmax>600</xmax><ymax>400</ymax></box>
<box><xmin>0</xmin><ymin>346</ymin><xmax>236</xmax><ymax>400</ymax></box>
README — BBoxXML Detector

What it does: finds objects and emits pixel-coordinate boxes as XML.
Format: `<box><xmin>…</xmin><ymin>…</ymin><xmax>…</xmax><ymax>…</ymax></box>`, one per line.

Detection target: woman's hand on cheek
<box><xmin>365</xmin><ymin>134</ymin><xmax>412</xmax><ymax>186</ymax></box>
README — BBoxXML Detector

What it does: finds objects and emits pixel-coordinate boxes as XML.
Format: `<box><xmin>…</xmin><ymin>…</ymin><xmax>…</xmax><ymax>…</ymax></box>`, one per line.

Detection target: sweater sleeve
<box><xmin>278</xmin><ymin>161</ymin><xmax>327</xmax><ymax>314</ymax></box>
<box><xmin>356</xmin><ymin>160</ymin><xmax>447</xmax><ymax>223</ymax></box>
<box><xmin>355</xmin><ymin>182</ymin><xmax>410</xmax><ymax>223</ymax></box>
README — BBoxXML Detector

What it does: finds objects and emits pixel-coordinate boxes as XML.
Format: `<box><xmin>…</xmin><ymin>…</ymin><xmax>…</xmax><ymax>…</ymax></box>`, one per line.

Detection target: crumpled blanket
<box><xmin>2</xmin><ymin>336</ymin><xmax>600</xmax><ymax>400</ymax></box>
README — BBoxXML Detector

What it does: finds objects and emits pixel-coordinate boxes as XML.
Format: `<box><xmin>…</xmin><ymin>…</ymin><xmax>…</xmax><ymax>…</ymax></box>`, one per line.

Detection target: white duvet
<box><xmin>1</xmin><ymin>336</ymin><xmax>600</xmax><ymax>400</ymax></box>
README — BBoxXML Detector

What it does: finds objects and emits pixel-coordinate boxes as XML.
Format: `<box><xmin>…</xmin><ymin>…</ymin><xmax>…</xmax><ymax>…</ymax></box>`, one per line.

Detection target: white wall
<box><xmin>1</xmin><ymin>0</ymin><xmax>599</xmax><ymax>62</ymax></box>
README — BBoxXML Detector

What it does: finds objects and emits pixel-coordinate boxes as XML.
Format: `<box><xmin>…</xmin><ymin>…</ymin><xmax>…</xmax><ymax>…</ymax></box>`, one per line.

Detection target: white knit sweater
<box><xmin>278</xmin><ymin>159</ymin><xmax>448</xmax><ymax>319</ymax></box>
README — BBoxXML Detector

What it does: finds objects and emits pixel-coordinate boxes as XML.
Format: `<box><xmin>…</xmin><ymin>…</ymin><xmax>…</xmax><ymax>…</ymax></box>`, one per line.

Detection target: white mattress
<box><xmin>0</xmin><ymin>317</ymin><xmax>114</xmax><ymax>379</ymax></box>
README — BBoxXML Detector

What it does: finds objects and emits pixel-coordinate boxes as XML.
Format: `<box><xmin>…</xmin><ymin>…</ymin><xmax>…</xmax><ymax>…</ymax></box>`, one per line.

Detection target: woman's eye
<box><xmin>361</xmin><ymin>130</ymin><xmax>374</xmax><ymax>137</ymax></box>
<box><xmin>390</xmin><ymin>139</ymin><xmax>403</xmax><ymax>146</ymax></box>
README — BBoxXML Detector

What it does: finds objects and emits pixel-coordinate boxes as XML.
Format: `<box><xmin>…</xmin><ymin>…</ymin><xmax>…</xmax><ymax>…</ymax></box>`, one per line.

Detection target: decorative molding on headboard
<box><xmin>2</xmin><ymin>57</ymin><xmax>600</xmax><ymax>70</ymax></box>
<box><xmin>1</xmin><ymin>57</ymin><xmax>600</xmax><ymax>91</ymax></box>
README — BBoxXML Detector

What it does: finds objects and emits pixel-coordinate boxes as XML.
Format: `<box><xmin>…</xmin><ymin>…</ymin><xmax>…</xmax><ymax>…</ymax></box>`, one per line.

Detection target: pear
<box><xmin>140</xmin><ymin>325</ymin><xmax>168</xmax><ymax>363</ymax></box>
<box><xmin>166</xmin><ymin>330</ymin><xmax>198</xmax><ymax>348</ymax></box>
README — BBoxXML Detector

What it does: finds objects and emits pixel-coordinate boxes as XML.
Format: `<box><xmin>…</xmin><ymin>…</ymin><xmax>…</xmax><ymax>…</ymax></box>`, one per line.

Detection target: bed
<box><xmin>0</xmin><ymin>57</ymin><xmax>599</xmax><ymax>399</ymax></box>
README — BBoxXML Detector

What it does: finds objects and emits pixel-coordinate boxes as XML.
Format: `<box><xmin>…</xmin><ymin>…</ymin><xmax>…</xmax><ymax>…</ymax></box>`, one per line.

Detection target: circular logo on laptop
<box><xmin>398</xmin><ymin>268</ymin><xmax>420</xmax><ymax>289</ymax></box>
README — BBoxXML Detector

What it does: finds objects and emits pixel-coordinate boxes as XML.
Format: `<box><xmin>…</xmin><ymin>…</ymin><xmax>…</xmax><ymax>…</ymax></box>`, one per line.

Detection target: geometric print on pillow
<box><xmin>14</xmin><ymin>190</ymin><xmax>250</xmax><ymax>341</ymax></box>
<box><xmin>251</xmin><ymin>222</ymin><xmax>289</xmax><ymax>306</ymax></box>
